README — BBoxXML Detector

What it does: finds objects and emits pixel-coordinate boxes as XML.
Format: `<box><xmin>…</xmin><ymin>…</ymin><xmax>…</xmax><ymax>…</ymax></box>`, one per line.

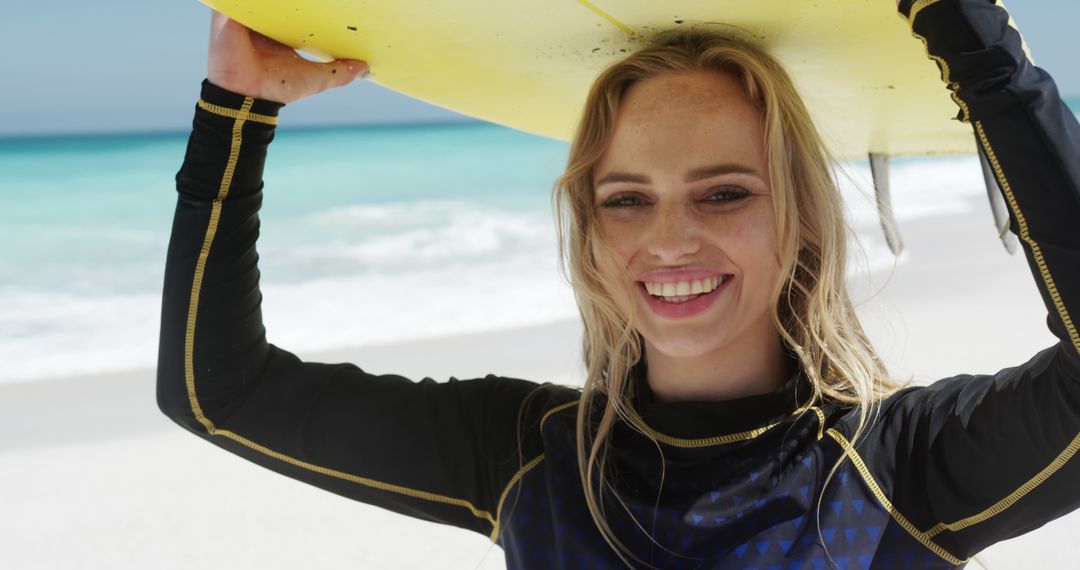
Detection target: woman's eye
<box><xmin>705</xmin><ymin>188</ymin><xmax>751</xmax><ymax>203</ymax></box>
<box><xmin>600</xmin><ymin>194</ymin><xmax>646</xmax><ymax>208</ymax></box>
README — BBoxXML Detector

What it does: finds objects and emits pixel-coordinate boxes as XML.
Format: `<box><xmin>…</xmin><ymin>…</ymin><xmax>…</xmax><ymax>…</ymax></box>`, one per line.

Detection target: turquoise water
<box><xmin>1</xmin><ymin>97</ymin><xmax>1078</xmax><ymax>383</ymax></box>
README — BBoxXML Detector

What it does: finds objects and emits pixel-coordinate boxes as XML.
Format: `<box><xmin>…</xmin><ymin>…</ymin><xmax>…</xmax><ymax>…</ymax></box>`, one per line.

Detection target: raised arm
<box><xmin>156</xmin><ymin>12</ymin><xmax>556</xmax><ymax>539</ymax></box>
<box><xmin>841</xmin><ymin>0</ymin><xmax>1080</xmax><ymax>563</ymax></box>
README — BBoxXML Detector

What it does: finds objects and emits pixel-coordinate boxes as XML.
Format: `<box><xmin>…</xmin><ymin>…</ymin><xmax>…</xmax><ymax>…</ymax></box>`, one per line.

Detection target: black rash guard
<box><xmin>157</xmin><ymin>1</ymin><xmax>1080</xmax><ymax>568</ymax></box>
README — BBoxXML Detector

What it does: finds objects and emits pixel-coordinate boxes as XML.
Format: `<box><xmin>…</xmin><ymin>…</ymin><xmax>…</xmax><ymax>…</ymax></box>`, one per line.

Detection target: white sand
<box><xmin>2</xmin><ymin>197</ymin><xmax>1078</xmax><ymax>569</ymax></box>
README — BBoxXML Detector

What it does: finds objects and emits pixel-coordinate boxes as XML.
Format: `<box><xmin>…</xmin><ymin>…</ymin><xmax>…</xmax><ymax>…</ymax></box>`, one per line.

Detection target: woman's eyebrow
<box><xmin>595</xmin><ymin>163</ymin><xmax>761</xmax><ymax>187</ymax></box>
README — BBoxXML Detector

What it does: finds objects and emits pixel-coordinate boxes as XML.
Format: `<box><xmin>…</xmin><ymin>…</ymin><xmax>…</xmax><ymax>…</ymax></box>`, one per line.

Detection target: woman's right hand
<box><xmin>208</xmin><ymin>9</ymin><xmax>370</xmax><ymax>104</ymax></box>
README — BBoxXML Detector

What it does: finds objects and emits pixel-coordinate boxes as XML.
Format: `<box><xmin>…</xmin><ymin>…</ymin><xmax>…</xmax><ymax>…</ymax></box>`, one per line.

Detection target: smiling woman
<box><xmin>549</xmin><ymin>28</ymin><xmax>900</xmax><ymax>567</ymax></box>
<box><xmin>590</xmin><ymin>71</ymin><xmax>795</xmax><ymax>402</ymax></box>
<box><xmin>157</xmin><ymin>2</ymin><xmax>1080</xmax><ymax>569</ymax></box>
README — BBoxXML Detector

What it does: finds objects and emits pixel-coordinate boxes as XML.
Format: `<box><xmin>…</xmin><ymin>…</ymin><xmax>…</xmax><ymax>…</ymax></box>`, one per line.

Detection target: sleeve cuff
<box><xmin>196</xmin><ymin>78</ymin><xmax>285</xmax><ymax>127</ymax></box>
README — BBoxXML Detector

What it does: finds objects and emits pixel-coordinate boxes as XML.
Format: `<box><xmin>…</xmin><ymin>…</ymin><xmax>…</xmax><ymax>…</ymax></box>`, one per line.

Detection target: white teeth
<box><xmin>642</xmin><ymin>276</ymin><xmax>726</xmax><ymax>299</ymax></box>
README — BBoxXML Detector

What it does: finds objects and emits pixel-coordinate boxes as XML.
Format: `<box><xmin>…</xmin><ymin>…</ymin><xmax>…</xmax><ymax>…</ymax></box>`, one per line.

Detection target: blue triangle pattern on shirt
<box><xmin>822</xmin><ymin>528</ymin><xmax>836</xmax><ymax>544</ymax></box>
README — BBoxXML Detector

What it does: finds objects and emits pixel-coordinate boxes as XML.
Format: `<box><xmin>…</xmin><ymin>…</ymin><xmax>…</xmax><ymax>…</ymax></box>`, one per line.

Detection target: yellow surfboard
<box><xmin>200</xmin><ymin>0</ymin><xmax>1016</xmax><ymax>160</ymax></box>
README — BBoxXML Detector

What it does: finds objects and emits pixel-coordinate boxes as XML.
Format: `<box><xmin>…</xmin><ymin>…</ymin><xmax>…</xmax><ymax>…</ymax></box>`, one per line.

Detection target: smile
<box><xmin>637</xmin><ymin>275</ymin><xmax>732</xmax><ymax>319</ymax></box>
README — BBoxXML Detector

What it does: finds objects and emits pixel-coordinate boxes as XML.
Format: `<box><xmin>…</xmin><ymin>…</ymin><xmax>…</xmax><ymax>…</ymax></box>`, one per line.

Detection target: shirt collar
<box><xmin>626</xmin><ymin>353</ymin><xmax>813</xmax><ymax>442</ymax></box>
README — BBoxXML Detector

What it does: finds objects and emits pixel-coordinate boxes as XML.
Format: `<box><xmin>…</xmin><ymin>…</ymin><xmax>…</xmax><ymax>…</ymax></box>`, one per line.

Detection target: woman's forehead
<box><xmin>596</xmin><ymin>72</ymin><xmax>767</xmax><ymax>183</ymax></box>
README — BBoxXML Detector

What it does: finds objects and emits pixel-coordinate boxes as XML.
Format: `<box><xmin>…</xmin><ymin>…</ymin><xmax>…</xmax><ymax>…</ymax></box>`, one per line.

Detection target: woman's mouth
<box><xmin>637</xmin><ymin>275</ymin><xmax>733</xmax><ymax>319</ymax></box>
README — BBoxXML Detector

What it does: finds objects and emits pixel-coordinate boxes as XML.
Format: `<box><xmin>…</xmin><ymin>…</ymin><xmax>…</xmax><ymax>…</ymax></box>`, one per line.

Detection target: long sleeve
<box><xmin>850</xmin><ymin>0</ymin><xmax>1080</xmax><ymax>563</ymax></box>
<box><xmin>155</xmin><ymin>79</ymin><xmax>557</xmax><ymax>540</ymax></box>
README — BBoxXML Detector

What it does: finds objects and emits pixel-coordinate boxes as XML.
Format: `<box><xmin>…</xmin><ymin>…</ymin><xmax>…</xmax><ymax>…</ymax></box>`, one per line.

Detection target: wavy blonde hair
<box><xmin>545</xmin><ymin>26</ymin><xmax>904</xmax><ymax>568</ymax></box>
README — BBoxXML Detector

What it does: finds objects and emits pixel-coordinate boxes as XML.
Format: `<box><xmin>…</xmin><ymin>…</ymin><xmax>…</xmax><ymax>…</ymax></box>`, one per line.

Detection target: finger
<box><xmin>209</xmin><ymin>9</ymin><xmax>227</xmax><ymax>44</ymax></box>
<box><xmin>341</xmin><ymin>59</ymin><xmax>371</xmax><ymax>79</ymax></box>
<box><xmin>323</xmin><ymin>59</ymin><xmax>371</xmax><ymax>89</ymax></box>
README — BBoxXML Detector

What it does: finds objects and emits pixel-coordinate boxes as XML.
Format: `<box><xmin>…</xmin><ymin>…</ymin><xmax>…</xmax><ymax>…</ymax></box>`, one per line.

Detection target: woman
<box><xmin>157</xmin><ymin>1</ymin><xmax>1080</xmax><ymax>568</ymax></box>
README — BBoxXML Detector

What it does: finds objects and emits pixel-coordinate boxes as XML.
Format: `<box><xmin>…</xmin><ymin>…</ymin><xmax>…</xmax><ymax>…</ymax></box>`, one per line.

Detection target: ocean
<box><xmin>2</xmin><ymin>97</ymin><xmax>1078</xmax><ymax>384</ymax></box>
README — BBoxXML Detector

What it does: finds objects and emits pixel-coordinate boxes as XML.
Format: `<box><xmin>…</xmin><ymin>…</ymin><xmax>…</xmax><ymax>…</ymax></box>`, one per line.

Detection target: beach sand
<box><xmin>2</xmin><ymin>196</ymin><xmax>1077</xmax><ymax>569</ymax></box>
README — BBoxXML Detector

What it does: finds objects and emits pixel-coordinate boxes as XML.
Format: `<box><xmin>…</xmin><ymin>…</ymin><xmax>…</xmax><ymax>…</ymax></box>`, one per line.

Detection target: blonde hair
<box><xmin>545</xmin><ymin>26</ymin><xmax>904</xmax><ymax>568</ymax></box>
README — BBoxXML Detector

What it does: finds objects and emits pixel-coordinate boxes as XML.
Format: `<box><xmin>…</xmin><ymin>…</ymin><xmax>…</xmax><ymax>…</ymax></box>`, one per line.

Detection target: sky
<box><xmin>1</xmin><ymin>1</ymin><xmax>1077</xmax><ymax>137</ymax></box>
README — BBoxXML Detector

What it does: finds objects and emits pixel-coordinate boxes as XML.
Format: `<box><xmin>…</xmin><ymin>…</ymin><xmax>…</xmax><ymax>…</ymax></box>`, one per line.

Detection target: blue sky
<box><xmin>2</xmin><ymin>1</ymin><xmax>1076</xmax><ymax>137</ymax></box>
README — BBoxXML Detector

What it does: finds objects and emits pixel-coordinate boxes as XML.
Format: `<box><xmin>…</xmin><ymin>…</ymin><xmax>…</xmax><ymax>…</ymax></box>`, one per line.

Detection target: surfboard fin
<box><xmin>869</xmin><ymin>153</ymin><xmax>904</xmax><ymax>256</ymax></box>
<box><xmin>975</xmin><ymin>135</ymin><xmax>1020</xmax><ymax>255</ymax></box>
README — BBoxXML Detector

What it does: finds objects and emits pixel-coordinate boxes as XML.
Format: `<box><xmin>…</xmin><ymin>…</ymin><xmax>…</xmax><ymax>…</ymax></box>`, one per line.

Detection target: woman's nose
<box><xmin>645</xmin><ymin>205</ymin><xmax>701</xmax><ymax>261</ymax></box>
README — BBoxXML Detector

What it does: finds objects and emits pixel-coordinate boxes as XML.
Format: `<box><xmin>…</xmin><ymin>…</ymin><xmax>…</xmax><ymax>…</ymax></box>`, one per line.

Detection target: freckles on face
<box><xmin>588</xmin><ymin>70</ymin><xmax>782</xmax><ymax>355</ymax></box>
<box><xmin>592</xmin><ymin>70</ymin><xmax>775</xmax><ymax>267</ymax></box>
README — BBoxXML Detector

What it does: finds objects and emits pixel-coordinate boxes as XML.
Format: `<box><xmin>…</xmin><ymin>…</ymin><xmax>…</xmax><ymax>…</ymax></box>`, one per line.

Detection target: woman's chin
<box><xmin>642</xmin><ymin>330</ymin><xmax>731</xmax><ymax>359</ymax></box>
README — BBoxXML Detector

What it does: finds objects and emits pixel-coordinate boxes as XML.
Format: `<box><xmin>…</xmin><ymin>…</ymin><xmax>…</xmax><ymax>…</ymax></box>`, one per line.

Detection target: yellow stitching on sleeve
<box><xmin>907</xmin><ymin>0</ymin><xmax>942</xmax><ymax>26</ymax></box>
<box><xmin>198</xmin><ymin>99</ymin><xmax>279</xmax><ymax>126</ymax></box>
<box><xmin>490</xmin><ymin>454</ymin><xmax>546</xmax><ymax>543</ymax></box>
<box><xmin>902</xmin><ymin>4</ymin><xmax>1080</xmax><ymax>537</ymax></box>
<box><xmin>912</xmin><ymin>119</ymin><xmax>1080</xmax><ymax>537</ymax></box>
<box><xmin>213</xmin><ymin>426</ymin><xmax>497</xmax><ymax>524</ymax></box>
<box><xmin>185</xmin><ymin>97</ymin><xmax>254</xmax><ymax>429</ymax></box>
<box><xmin>973</xmin><ymin>120</ymin><xmax>1080</xmax><ymax>353</ymax></box>
<box><xmin>183</xmin><ymin>97</ymin><xmax>495</xmax><ymax>532</ymax></box>
<box><xmin>926</xmin><ymin>432</ymin><xmax>1080</xmax><ymax>537</ymax></box>
<box><xmin>826</xmin><ymin>429</ymin><xmax>966</xmax><ymax>565</ymax></box>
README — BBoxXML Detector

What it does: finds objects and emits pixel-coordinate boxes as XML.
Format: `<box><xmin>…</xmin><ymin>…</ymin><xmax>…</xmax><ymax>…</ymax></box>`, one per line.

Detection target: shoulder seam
<box><xmin>490</xmin><ymin>396</ymin><xmax>581</xmax><ymax>543</ymax></box>
<box><xmin>540</xmin><ymin>398</ymin><xmax>581</xmax><ymax>430</ymax></box>
<box><xmin>826</xmin><ymin>428</ymin><xmax>966</xmax><ymax>566</ymax></box>
<box><xmin>489</xmin><ymin>454</ymin><xmax>546</xmax><ymax>543</ymax></box>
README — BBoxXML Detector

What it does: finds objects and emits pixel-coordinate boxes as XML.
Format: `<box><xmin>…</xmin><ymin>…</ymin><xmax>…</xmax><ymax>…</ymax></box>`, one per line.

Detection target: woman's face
<box><xmin>591</xmin><ymin>70</ymin><xmax>782</xmax><ymax>359</ymax></box>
